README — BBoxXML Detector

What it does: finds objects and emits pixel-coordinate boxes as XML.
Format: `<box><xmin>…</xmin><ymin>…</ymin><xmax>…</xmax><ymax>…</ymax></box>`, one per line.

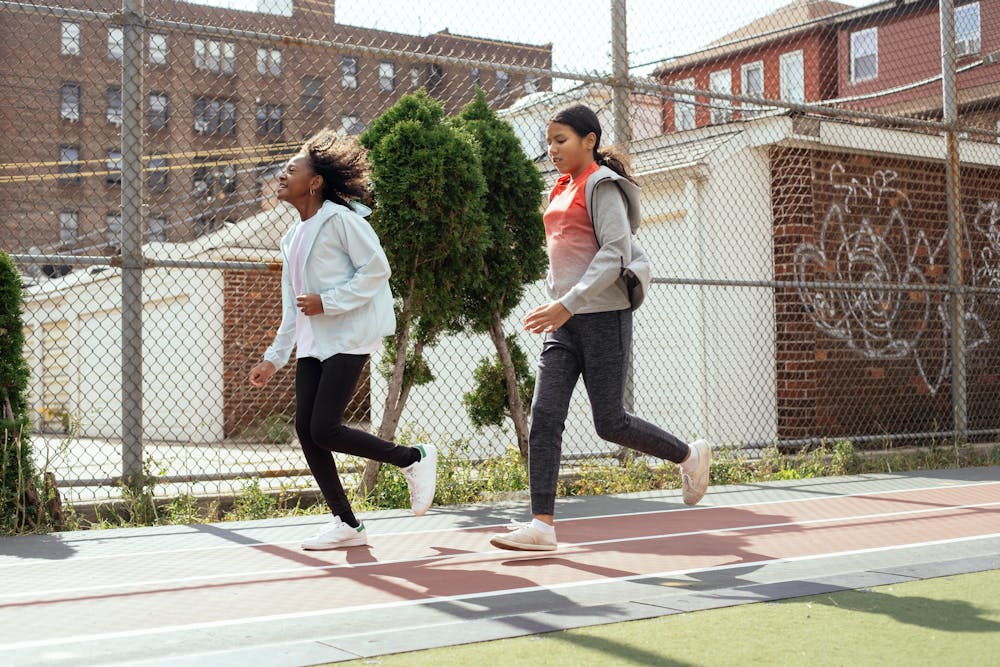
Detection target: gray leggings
<box><xmin>528</xmin><ymin>309</ymin><xmax>690</xmax><ymax>516</ymax></box>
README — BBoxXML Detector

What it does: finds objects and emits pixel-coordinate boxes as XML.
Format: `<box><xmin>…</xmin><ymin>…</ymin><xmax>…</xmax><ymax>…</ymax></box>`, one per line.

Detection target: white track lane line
<box><xmin>1</xmin><ymin>479</ymin><xmax>996</xmax><ymax>568</ymax></box>
<box><xmin>1</xmin><ymin>500</ymin><xmax>997</xmax><ymax>602</ymax></box>
<box><xmin>2</xmin><ymin>531</ymin><xmax>999</xmax><ymax>653</ymax></box>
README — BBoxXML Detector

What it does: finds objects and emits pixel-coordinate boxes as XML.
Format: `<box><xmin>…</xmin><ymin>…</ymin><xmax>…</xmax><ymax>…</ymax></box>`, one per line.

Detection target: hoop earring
<box><xmin>309</xmin><ymin>187</ymin><xmax>315</xmax><ymax>197</ymax></box>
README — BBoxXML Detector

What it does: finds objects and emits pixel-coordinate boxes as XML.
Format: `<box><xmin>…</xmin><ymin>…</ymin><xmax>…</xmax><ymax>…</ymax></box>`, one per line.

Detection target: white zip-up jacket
<box><xmin>264</xmin><ymin>200</ymin><xmax>396</xmax><ymax>370</ymax></box>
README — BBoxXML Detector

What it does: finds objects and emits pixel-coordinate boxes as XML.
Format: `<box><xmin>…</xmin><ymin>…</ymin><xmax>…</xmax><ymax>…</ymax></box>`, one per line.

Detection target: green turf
<box><xmin>334</xmin><ymin>570</ymin><xmax>1000</xmax><ymax>666</ymax></box>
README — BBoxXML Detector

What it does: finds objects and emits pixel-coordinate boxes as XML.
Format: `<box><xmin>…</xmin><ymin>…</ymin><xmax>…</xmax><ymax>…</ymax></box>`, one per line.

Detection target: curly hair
<box><xmin>300</xmin><ymin>128</ymin><xmax>370</xmax><ymax>205</ymax></box>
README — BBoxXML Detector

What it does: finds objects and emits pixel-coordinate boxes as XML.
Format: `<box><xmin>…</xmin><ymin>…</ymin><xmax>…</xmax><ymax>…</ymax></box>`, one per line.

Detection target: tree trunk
<box><xmin>488</xmin><ymin>313</ymin><xmax>530</xmax><ymax>459</ymax></box>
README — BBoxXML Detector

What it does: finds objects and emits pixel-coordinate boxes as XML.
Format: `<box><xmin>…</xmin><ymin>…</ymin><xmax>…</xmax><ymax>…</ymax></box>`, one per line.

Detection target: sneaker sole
<box><xmin>490</xmin><ymin>536</ymin><xmax>557</xmax><ymax>551</ymax></box>
<box><xmin>301</xmin><ymin>536</ymin><xmax>368</xmax><ymax>550</ymax></box>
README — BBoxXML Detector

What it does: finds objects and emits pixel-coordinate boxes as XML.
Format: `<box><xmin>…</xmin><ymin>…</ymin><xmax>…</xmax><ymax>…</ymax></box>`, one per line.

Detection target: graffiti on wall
<box><xmin>793</xmin><ymin>163</ymin><xmax>995</xmax><ymax>394</ymax></box>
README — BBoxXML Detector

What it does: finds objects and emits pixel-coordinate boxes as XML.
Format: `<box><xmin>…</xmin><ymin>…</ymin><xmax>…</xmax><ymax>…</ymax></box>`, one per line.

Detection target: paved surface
<box><xmin>1</xmin><ymin>467</ymin><xmax>998</xmax><ymax>666</ymax></box>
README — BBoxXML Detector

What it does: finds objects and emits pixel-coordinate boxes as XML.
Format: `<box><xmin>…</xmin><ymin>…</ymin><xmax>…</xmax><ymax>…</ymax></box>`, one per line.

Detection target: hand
<box><xmin>296</xmin><ymin>293</ymin><xmax>324</xmax><ymax>316</ymax></box>
<box><xmin>249</xmin><ymin>361</ymin><xmax>277</xmax><ymax>388</ymax></box>
<box><xmin>524</xmin><ymin>301</ymin><xmax>571</xmax><ymax>334</ymax></box>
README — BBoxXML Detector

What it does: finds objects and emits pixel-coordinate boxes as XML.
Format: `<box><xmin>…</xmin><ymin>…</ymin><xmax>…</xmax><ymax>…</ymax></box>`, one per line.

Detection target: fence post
<box><xmin>610</xmin><ymin>0</ymin><xmax>630</xmax><ymax>148</ymax></box>
<box><xmin>940</xmin><ymin>0</ymin><xmax>966</xmax><ymax>441</ymax></box>
<box><xmin>121</xmin><ymin>0</ymin><xmax>145</xmax><ymax>482</ymax></box>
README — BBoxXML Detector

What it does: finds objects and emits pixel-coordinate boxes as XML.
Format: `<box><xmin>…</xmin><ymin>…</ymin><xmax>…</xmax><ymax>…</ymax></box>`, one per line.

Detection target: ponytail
<box><xmin>595</xmin><ymin>146</ymin><xmax>635</xmax><ymax>184</ymax></box>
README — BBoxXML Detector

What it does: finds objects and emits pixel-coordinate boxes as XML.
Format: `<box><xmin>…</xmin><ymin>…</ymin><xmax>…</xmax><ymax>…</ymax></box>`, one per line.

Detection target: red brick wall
<box><xmin>222</xmin><ymin>269</ymin><xmax>373</xmax><ymax>437</ymax></box>
<box><xmin>771</xmin><ymin>146</ymin><xmax>1000</xmax><ymax>442</ymax></box>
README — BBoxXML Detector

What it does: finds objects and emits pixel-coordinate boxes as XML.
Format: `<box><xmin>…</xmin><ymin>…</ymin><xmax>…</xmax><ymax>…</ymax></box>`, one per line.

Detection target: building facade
<box><xmin>0</xmin><ymin>0</ymin><xmax>551</xmax><ymax>258</ymax></box>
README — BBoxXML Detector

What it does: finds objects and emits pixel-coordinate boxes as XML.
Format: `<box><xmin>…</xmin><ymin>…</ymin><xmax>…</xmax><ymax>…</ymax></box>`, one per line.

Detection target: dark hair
<box><xmin>300</xmin><ymin>128</ymin><xmax>369</xmax><ymax>205</ymax></box>
<box><xmin>548</xmin><ymin>104</ymin><xmax>635</xmax><ymax>183</ymax></box>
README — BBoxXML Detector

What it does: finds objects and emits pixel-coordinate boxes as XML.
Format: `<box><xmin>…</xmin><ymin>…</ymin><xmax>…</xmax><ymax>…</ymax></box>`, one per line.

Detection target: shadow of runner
<box><xmin>0</xmin><ymin>532</ymin><xmax>77</xmax><ymax>560</ymax></box>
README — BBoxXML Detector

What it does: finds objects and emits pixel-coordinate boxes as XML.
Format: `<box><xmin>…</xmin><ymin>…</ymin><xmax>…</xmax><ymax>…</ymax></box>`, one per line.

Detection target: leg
<box><xmin>579</xmin><ymin>311</ymin><xmax>689</xmax><ymax>463</ymax></box>
<box><xmin>309</xmin><ymin>354</ymin><xmax>417</xmax><ymax>468</ymax></box>
<box><xmin>528</xmin><ymin>327</ymin><xmax>582</xmax><ymax>518</ymax></box>
<box><xmin>295</xmin><ymin>357</ymin><xmax>356</xmax><ymax>523</ymax></box>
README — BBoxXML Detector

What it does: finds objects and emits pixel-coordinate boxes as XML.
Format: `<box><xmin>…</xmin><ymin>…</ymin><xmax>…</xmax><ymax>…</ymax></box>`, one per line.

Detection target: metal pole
<box><xmin>940</xmin><ymin>0</ymin><xmax>966</xmax><ymax>441</ymax></box>
<box><xmin>121</xmin><ymin>0</ymin><xmax>145</xmax><ymax>483</ymax></box>
<box><xmin>610</xmin><ymin>0</ymin><xmax>630</xmax><ymax>148</ymax></box>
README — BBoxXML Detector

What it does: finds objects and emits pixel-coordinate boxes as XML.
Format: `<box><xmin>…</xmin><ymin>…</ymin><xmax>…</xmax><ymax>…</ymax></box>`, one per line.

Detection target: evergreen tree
<box><xmin>454</xmin><ymin>90</ymin><xmax>547</xmax><ymax>458</ymax></box>
<box><xmin>0</xmin><ymin>251</ymin><xmax>39</xmax><ymax>532</ymax></box>
<box><xmin>358</xmin><ymin>90</ymin><xmax>489</xmax><ymax>491</ymax></box>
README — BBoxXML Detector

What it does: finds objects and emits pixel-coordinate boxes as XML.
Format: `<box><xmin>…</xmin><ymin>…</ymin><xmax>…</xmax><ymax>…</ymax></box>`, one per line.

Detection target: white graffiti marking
<box><xmin>794</xmin><ymin>163</ymin><xmax>993</xmax><ymax>395</ymax></box>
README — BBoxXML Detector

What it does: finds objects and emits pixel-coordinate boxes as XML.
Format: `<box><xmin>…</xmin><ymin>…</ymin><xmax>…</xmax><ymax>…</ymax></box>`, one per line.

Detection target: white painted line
<box><xmin>2</xmin><ymin>531</ymin><xmax>998</xmax><ymax>653</ymax></box>
<box><xmin>1</xmin><ymin>500</ymin><xmax>997</xmax><ymax>602</ymax></box>
<box><xmin>1</xmin><ymin>479</ymin><xmax>995</xmax><ymax>569</ymax></box>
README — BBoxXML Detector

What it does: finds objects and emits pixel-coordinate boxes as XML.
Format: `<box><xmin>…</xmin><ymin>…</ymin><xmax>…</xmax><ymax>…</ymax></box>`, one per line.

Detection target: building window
<box><xmin>108</xmin><ymin>27</ymin><xmax>123</xmax><ymax>61</ymax></box>
<box><xmin>674</xmin><ymin>77</ymin><xmax>696</xmax><ymax>131</ymax></box>
<box><xmin>106</xmin><ymin>212</ymin><xmax>122</xmax><ymax>251</ymax></box>
<box><xmin>194</xmin><ymin>39</ymin><xmax>236</xmax><ymax>75</ymax></box>
<box><xmin>193</xmin><ymin>97</ymin><xmax>237</xmax><ymax>136</ymax></box>
<box><xmin>105</xmin><ymin>150</ymin><xmax>122</xmax><ymax>186</ymax></box>
<box><xmin>850</xmin><ymin>27</ymin><xmax>878</xmax><ymax>83</ymax></box>
<box><xmin>740</xmin><ymin>61</ymin><xmax>764</xmax><ymax>117</ymax></box>
<box><xmin>495</xmin><ymin>70</ymin><xmax>510</xmax><ymax>93</ymax></box>
<box><xmin>193</xmin><ymin>156</ymin><xmax>237</xmax><ymax>199</ymax></box>
<box><xmin>147</xmin><ymin>216</ymin><xmax>168</xmax><ymax>242</ymax></box>
<box><xmin>147</xmin><ymin>154</ymin><xmax>168</xmax><ymax>192</ymax></box>
<box><xmin>59</xmin><ymin>145</ymin><xmax>80</xmax><ymax>183</ymax></box>
<box><xmin>409</xmin><ymin>65</ymin><xmax>423</xmax><ymax>89</ymax></box>
<box><xmin>379</xmin><ymin>61</ymin><xmax>396</xmax><ymax>92</ymax></box>
<box><xmin>148</xmin><ymin>92</ymin><xmax>169</xmax><ymax>130</ymax></box>
<box><xmin>429</xmin><ymin>64</ymin><xmax>444</xmax><ymax>88</ymax></box>
<box><xmin>149</xmin><ymin>32</ymin><xmax>168</xmax><ymax>66</ymax></box>
<box><xmin>340</xmin><ymin>114</ymin><xmax>361</xmax><ymax>136</ymax></box>
<box><xmin>779</xmin><ymin>50</ymin><xmax>804</xmax><ymax>102</ymax></box>
<box><xmin>60</xmin><ymin>82</ymin><xmax>81</xmax><ymax>122</ymax></box>
<box><xmin>59</xmin><ymin>210</ymin><xmax>79</xmax><ymax>245</ymax></box>
<box><xmin>341</xmin><ymin>56</ymin><xmax>358</xmax><ymax>89</ymax></box>
<box><xmin>709</xmin><ymin>69</ymin><xmax>732</xmax><ymax>124</ymax></box>
<box><xmin>257</xmin><ymin>48</ymin><xmax>282</xmax><ymax>77</ymax></box>
<box><xmin>106</xmin><ymin>86</ymin><xmax>122</xmax><ymax>126</ymax></box>
<box><xmin>525</xmin><ymin>76</ymin><xmax>540</xmax><ymax>94</ymax></box>
<box><xmin>956</xmin><ymin>2</ymin><xmax>981</xmax><ymax>57</ymax></box>
<box><xmin>470</xmin><ymin>68</ymin><xmax>481</xmax><ymax>88</ymax></box>
<box><xmin>255</xmin><ymin>103</ymin><xmax>284</xmax><ymax>137</ymax></box>
<box><xmin>301</xmin><ymin>76</ymin><xmax>323</xmax><ymax>113</ymax></box>
<box><xmin>60</xmin><ymin>21</ymin><xmax>80</xmax><ymax>56</ymax></box>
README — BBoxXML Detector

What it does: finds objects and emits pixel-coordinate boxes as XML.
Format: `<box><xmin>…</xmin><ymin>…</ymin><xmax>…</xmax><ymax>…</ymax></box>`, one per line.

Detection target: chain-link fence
<box><xmin>2</xmin><ymin>0</ymin><xmax>998</xmax><ymax>506</ymax></box>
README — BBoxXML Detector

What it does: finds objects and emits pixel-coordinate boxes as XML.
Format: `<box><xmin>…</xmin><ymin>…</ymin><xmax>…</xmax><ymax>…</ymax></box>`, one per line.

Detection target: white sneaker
<box><xmin>681</xmin><ymin>438</ymin><xmax>712</xmax><ymax>506</ymax></box>
<box><xmin>490</xmin><ymin>522</ymin><xmax>557</xmax><ymax>551</ymax></box>
<box><xmin>301</xmin><ymin>517</ymin><xmax>368</xmax><ymax>550</ymax></box>
<box><xmin>402</xmin><ymin>444</ymin><xmax>437</xmax><ymax>516</ymax></box>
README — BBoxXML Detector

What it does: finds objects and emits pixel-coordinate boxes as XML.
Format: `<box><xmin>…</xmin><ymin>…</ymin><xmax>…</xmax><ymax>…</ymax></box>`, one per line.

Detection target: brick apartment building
<box><xmin>0</xmin><ymin>0</ymin><xmax>552</xmax><ymax>258</ymax></box>
<box><xmin>653</xmin><ymin>0</ymin><xmax>999</xmax><ymax>136</ymax></box>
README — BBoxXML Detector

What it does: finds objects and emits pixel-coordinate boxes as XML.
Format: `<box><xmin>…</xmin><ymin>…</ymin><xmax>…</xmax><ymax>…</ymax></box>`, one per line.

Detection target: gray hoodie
<box><xmin>550</xmin><ymin>165</ymin><xmax>651</xmax><ymax>314</ymax></box>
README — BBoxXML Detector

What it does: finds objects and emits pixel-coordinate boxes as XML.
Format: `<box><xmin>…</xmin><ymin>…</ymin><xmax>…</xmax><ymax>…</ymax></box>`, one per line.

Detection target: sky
<box><xmin>195</xmin><ymin>0</ymin><xmax>877</xmax><ymax>77</ymax></box>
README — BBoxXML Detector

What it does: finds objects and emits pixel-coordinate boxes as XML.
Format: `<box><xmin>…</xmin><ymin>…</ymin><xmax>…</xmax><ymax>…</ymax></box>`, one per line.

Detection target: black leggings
<box><xmin>295</xmin><ymin>354</ymin><xmax>418</xmax><ymax>522</ymax></box>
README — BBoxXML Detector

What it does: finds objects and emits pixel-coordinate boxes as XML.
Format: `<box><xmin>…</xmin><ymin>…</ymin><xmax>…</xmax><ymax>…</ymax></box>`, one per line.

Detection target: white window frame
<box><xmin>59</xmin><ymin>145</ymin><xmax>80</xmax><ymax>181</ymax></box>
<box><xmin>106</xmin><ymin>86</ymin><xmax>122</xmax><ymax>126</ymax></box>
<box><xmin>379</xmin><ymin>61</ymin><xmax>396</xmax><ymax>92</ymax></box>
<box><xmin>147</xmin><ymin>216</ymin><xmax>168</xmax><ymax>243</ymax></box>
<box><xmin>147</xmin><ymin>155</ymin><xmax>169</xmax><ymax>192</ymax></box>
<box><xmin>956</xmin><ymin>2</ymin><xmax>981</xmax><ymax>57</ymax></box>
<box><xmin>105</xmin><ymin>149</ymin><xmax>122</xmax><ymax>185</ymax></box>
<box><xmin>301</xmin><ymin>76</ymin><xmax>323</xmax><ymax>113</ymax></box>
<box><xmin>60</xmin><ymin>21</ymin><xmax>80</xmax><ymax>56</ymax></box>
<box><xmin>341</xmin><ymin>56</ymin><xmax>358</xmax><ymax>89</ymax></box>
<box><xmin>257</xmin><ymin>48</ymin><xmax>282</xmax><ymax>77</ymax></box>
<box><xmin>340</xmin><ymin>114</ymin><xmax>360</xmax><ymax>135</ymax></box>
<box><xmin>674</xmin><ymin>77</ymin><xmax>696</xmax><ymax>131</ymax></box>
<box><xmin>409</xmin><ymin>65</ymin><xmax>423</xmax><ymax>89</ymax></box>
<box><xmin>850</xmin><ymin>27</ymin><xmax>878</xmax><ymax>83</ymax></box>
<box><xmin>60</xmin><ymin>82</ymin><xmax>81</xmax><ymax>122</ymax></box>
<box><xmin>149</xmin><ymin>33</ymin><xmax>168</xmax><ymax>66</ymax></box>
<box><xmin>779</xmin><ymin>50</ymin><xmax>805</xmax><ymax>103</ymax></box>
<box><xmin>195</xmin><ymin>39</ymin><xmax>236</xmax><ymax>74</ymax></box>
<box><xmin>105</xmin><ymin>212</ymin><xmax>122</xmax><ymax>250</ymax></box>
<box><xmin>59</xmin><ymin>210</ymin><xmax>79</xmax><ymax>245</ymax></box>
<box><xmin>524</xmin><ymin>76</ymin><xmax>539</xmax><ymax>94</ymax></box>
<box><xmin>107</xmin><ymin>27</ymin><xmax>123</xmax><ymax>61</ymax></box>
<box><xmin>740</xmin><ymin>61</ymin><xmax>764</xmax><ymax>118</ymax></box>
<box><xmin>495</xmin><ymin>70</ymin><xmax>510</xmax><ymax>92</ymax></box>
<box><xmin>709</xmin><ymin>69</ymin><xmax>733</xmax><ymax>124</ymax></box>
<box><xmin>148</xmin><ymin>92</ymin><xmax>169</xmax><ymax>130</ymax></box>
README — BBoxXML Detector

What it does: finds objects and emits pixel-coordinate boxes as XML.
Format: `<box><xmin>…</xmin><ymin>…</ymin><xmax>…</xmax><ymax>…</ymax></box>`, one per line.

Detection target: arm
<box><xmin>317</xmin><ymin>215</ymin><xmax>391</xmax><ymax>315</ymax></box>
<box><xmin>261</xmin><ymin>257</ymin><xmax>298</xmax><ymax>372</ymax></box>
<box><xmin>558</xmin><ymin>181</ymin><xmax>630</xmax><ymax>314</ymax></box>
